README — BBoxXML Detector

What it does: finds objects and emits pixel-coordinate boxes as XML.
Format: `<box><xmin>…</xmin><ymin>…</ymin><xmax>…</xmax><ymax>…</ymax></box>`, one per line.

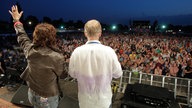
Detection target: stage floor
<box><xmin>1</xmin><ymin>79</ymin><xmax>189</xmax><ymax>108</ymax></box>
<box><xmin>0</xmin><ymin>79</ymin><xmax>123</xmax><ymax>108</ymax></box>
<box><xmin>0</xmin><ymin>84</ymin><xmax>21</xmax><ymax>107</ymax></box>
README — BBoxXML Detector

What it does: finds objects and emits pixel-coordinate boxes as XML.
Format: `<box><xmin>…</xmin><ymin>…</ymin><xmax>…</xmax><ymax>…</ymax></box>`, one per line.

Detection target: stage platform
<box><xmin>0</xmin><ymin>79</ymin><xmax>190</xmax><ymax>108</ymax></box>
<box><xmin>0</xmin><ymin>86</ymin><xmax>21</xmax><ymax>108</ymax></box>
<box><xmin>0</xmin><ymin>98</ymin><xmax>21</xmax><ymax>108</ymax></box>
<box><xmin>0</xmin><ymin>79</ymin><xmax>123</xmax><ymax>108</ymax></box>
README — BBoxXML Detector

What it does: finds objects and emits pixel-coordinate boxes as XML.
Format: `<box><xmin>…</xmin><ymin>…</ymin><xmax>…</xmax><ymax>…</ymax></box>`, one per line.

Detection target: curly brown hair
<box><xmin>33</xmin><ymin>23</ymin><xmax>56</xmax><ymax>47</ymax></box>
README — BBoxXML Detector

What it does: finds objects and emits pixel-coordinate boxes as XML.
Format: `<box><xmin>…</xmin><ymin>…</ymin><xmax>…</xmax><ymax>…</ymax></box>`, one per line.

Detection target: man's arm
<box><xmin>111</xmin><ymin>50</ymin><xmax>123</xmax><ymax>78</ymax></box>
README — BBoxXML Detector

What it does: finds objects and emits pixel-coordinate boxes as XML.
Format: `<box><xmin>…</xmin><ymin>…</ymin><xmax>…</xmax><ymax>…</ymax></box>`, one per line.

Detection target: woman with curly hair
<box><xmin>9</xmin><ymin>5</ymin><xmax>64</xmax><ymax>108</ymax></box>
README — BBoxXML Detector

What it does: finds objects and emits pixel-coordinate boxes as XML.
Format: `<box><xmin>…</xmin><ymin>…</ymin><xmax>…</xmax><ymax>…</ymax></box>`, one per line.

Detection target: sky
<box><xmin>1</xmin><ymin>0</ymin><xmax>192</xmax><ymax>25</ymax></box>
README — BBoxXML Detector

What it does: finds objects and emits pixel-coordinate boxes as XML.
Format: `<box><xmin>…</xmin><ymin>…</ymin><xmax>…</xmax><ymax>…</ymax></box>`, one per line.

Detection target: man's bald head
<box><xmin>84</xmin><ymin>19</ymin><xmax>102</xmax><ymax>37</ymax></box>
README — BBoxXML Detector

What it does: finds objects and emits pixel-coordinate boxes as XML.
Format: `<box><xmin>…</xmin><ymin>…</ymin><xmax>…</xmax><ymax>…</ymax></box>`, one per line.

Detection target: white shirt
<box><xmin>69</xmin><ymin>40</ymin><xmax>123</xmax><ymax>108</ymax></box>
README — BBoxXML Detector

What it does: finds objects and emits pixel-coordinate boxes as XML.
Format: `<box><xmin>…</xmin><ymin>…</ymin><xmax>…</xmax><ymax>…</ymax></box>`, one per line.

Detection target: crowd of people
<box><xmin>57</xmin><ymin>33</ymin><xmax>192</xmax><ymax>79</ymax></box>
<box><xmin>1</xmin><ymin>33</ymin><xmax>192</xmax><ymax>79</ymax></box>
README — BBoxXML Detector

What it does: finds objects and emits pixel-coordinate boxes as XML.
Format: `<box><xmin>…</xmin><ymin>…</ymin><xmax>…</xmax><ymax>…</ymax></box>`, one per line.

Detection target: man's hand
<box><xmin>9</xmin><ymin>5</ymin><xmax>23</xmax><ymax>22</ymax></box>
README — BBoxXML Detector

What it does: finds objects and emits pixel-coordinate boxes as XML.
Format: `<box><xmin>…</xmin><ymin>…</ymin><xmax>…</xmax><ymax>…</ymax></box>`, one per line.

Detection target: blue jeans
<box><xmin>28</xmin><ymin>88</ymin><xmax>59</xmax><ymax>108</ymax></box>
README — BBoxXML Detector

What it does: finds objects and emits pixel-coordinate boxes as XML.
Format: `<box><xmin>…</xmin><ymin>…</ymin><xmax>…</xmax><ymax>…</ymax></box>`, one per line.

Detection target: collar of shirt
<box><xmin>86</xmin><ymin>40</ymin><xmax>101</xmax><ymax>44</ymax></box>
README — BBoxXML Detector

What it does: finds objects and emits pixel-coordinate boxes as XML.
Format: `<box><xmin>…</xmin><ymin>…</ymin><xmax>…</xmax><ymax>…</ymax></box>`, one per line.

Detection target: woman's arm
<box><xmin>9</xmin><ymin>5</ymin><xmax>32</xmax><ymax>56</ymax></box>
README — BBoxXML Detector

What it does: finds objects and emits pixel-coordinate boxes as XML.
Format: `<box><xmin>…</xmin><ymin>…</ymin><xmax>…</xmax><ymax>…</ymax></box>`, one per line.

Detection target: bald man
<box><xmin>69</xmin><ymin>19</ymin><xmax>123</xmax><ymax>108</ymax></box>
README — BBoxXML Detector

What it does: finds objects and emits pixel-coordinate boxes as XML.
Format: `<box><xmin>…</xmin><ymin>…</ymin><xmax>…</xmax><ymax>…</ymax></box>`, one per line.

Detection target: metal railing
<box><xmin>116</xmin><ymin>70</ymin><xmax>192</xmax><ymax>106</ymax></box>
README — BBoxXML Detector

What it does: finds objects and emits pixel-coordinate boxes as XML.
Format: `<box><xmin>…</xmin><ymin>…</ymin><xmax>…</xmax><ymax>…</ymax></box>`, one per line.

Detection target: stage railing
<box><xmin>115</xmin><ymin>70</ymin><xmax>192</xmax><ymax>107</ymax></box>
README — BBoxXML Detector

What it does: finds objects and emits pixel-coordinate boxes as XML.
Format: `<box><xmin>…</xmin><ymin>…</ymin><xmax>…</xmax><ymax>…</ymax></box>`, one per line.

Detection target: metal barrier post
<box><xmin>139</xmin><ymin>72</ymin><xmax>142</xmax><ymax>84</ymax></box>
<box><xmin>162</xmin><ymin>76</ymin><xmax>165</xmax><ymax>87</ymax></box>
<box><xmin>128</xmin><ymin>72</ymin><xmax>132</xmax><ymax>84</ymax></box>
<box><xmin>118</xmin><ymin>71</ymin><xmax>123</xmax><ymax>92</ymax></box>
<box><xmin>150</xmin><ymin>75</ymin><xmax>153</xmax><ymax>86</ymax></box>
<box><xmin>174</xmin><ymin>78</ymin><xmax>177</xmax><ymax>99</ymax></box>
<box><xmin>187</xmin><ymin>80</ymin><xmax>191</xmax><ymax>106</ymax></box>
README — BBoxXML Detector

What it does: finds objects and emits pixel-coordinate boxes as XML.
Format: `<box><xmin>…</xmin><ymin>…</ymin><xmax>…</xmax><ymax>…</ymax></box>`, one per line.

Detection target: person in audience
<box><xmin>154</xmin><ymin>63</ymin><xmax>162</xmax><ymax>75</ymax></box>
<box><xmin>129</xmin><ymin>51</ymin><xmax>136</xmax><ymax>61</ymax></box>
<box><xmin>9</xmin><ymin>5</ymin><xmax>64</xmax><ymax>108</ymax></box>
<box><xmin>169</xmin><ymin>61</ymin><xmax>179</xmax><ymax>77</ymax></box>
<box><xmin>184</xmin><ymin>59</ymin><xmax>192</xmax><ymax>78</ymax></box>
<box><xmin>130</xmin><ymin>62</ymin><xmax>140</xmax><ymax>80</ymax></box>
<box><xmin>162</xmin><ymin>60</ymin><xmax>170</xmax><ymax>75</ymax></box>
<box><xmin>0</xmin><ymin>51</ymin><xmax>6</xmax><ymax>74</ymax></box>
<box><xmin>0</xmin><ymin>51</ymin><xmax>7</xmax><ymax>87</ymax></box>
<box><xmin>69</xmin><ymin>19</ymin><xmax>123</xmax><ymax>108</ymax></box>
